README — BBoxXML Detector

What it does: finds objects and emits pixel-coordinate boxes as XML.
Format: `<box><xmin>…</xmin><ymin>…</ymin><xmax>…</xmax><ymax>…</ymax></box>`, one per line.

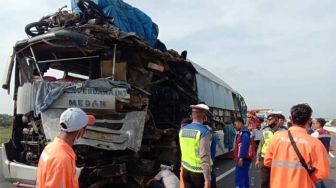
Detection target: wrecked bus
<box><xmin>1</xmin><ymin>1</ymin><xmax>247</xmax><ymax>187</ymax></box>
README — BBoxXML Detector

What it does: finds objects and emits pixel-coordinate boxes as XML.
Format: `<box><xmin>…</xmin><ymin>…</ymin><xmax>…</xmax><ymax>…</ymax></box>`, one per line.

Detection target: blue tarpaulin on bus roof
<box><xmin>71</xmin><ymin>0</ymin><xmax>167</xmax><ymax>51</ymax></box>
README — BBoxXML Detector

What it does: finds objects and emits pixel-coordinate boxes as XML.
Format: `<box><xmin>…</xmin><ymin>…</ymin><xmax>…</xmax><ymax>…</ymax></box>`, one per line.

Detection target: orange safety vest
<box><xmin>36</xmin><ymin>137</ymin><xmax>79</xmax><ymax>188</ymax></box>
<box><xmin>264</xmin><ymin>126</ymin><xmax>330</xmax><ymax>188</ymax></box>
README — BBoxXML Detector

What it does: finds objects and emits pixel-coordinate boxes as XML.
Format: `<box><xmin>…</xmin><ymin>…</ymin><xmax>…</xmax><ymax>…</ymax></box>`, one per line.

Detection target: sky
<box><xmin>0</xmin><ymin>0</ymin><xmax>335</xmax><ymax>118</ymax></box>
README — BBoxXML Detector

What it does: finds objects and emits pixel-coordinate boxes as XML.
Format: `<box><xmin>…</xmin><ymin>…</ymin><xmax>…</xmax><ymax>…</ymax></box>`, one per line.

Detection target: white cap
<box><xmin>59</xmin><ymin>108</ymin><xmax>95</xmax><ymax>132</ymax></box>
<box><xmin>190</xmin><ymin>104</ymin><xmax>210</xmax><ymax>111</ymax></box>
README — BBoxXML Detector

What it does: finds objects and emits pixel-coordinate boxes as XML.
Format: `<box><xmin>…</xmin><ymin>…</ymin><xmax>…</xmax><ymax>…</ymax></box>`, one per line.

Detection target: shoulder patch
<box><xmin>264</xmin><ymin>132</ymin><xmax>269</xmax><ymax>139</ymax></box>
<box><xmin>181</xmin><ymin>129</ymin><xmax>198</xmax><ymax>138</ymax></box>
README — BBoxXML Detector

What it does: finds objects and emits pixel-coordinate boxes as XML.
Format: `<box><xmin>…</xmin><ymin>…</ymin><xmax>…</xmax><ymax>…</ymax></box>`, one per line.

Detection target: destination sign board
<box><xmin>51</xmin><ymin>88</ymin><xmax>129</xmax><ymax>110</ymax></box>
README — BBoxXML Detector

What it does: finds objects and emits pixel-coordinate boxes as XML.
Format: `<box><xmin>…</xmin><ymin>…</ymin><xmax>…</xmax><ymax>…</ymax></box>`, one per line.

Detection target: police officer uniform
<box><xmin>179</xmin><ymin>104</ymin><xmax>212</xmax><ymax>188</ymax></box>
<box><xmin>256</xmin><ymin>123</ymin><xmax>287</xmax><ymax>188</ymax></box>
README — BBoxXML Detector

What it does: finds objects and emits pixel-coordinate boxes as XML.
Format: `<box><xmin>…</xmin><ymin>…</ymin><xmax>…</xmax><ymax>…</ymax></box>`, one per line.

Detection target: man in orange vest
<box><xmin>36</xmin><ymin>108</ymin><xmax>95</xmax><ymax>188</ymax></box>
<box><xmin>264</xmin><ymin>104</ymin><xmax>330</xmax><ymax>188</ymax></box>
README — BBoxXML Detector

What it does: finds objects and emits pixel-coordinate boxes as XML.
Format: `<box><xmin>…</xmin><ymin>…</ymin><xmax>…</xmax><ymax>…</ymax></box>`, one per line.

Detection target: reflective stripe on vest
<box><xmin>271</xmin><ymin>160</ymin><xmax>304</xmax><ymax>169</ymax></box>
<box><xmin>179</xmin><ymin>128</ymin><xmax>212</xmax><ymax>173</ymax></box>
<box><xmin>261</xmin><ymin>130</ymin><xmax>274</xmax><ymax>157</ymax></box>
<box><xmin>181</xmin><ymin>161</ymin><xmax>203</xmax><ymax>171</ymax></box>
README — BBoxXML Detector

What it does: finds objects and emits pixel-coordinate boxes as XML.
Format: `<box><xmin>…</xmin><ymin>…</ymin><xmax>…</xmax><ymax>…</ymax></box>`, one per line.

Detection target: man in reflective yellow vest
<box><xmin>179</xmin><ymin>104</ymin><xmax>212</xmax><ymax>188</ymax></box>
<box><xmin>255</xmin><ymin>114</ymin><xmax>287</xmax><ymax>188</ymax></box>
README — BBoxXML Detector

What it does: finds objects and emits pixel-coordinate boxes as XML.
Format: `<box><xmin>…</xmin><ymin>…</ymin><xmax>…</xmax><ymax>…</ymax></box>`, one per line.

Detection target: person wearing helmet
<box><xmin>179</xmin><ymin>104</ymin><xmax>212</xmax><ymax>188</ymax></box>
<box><xmin>36</xmin><ymin>108</ymin><xmax>96</xmax><ymax>188</ymax></box>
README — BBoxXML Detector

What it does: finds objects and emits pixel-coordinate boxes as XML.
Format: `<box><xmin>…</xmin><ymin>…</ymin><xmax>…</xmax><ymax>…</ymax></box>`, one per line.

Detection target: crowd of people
<box><xmin>177</xmin><ymin>103</ymin><xmax>331</xmax><ymax>188</ymax></box>
<box><xmin>34</xmin><ymin>103</ymin><xmax>332</xmax><ymax>188</ymax></box>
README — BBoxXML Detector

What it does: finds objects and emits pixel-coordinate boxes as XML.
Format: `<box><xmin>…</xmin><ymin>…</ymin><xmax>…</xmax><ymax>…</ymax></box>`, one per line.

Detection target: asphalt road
<box><xmin>1</xmin><ymin>133</ymin><xmax>336</xmax><ymax>188</ymax></box>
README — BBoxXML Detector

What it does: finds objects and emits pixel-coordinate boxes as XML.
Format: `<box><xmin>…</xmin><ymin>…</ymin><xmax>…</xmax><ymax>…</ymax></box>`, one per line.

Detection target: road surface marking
<box><xmin>329</xmin><ymin>152</ymin><xmax>335</xmax><ymax>158</ymax></box>
<box><xmin>216</xmin><ymin>167</ymin><xmax>235</xmax><ymax>182</ymax></box>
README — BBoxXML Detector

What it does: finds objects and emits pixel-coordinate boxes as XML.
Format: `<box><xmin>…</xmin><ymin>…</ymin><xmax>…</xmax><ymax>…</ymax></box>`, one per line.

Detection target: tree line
<box><xmin>0</xmin><ymin>114</ymin><xmax>13</xmax><ymax>127</ymax></box>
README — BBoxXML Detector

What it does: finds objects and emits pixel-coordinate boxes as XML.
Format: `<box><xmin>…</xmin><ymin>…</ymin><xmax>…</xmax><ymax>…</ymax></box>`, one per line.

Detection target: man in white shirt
<box><xmin>252</xmin><ymin>119</ymin><xmax>263</xmax><ymax>150</ymax></box>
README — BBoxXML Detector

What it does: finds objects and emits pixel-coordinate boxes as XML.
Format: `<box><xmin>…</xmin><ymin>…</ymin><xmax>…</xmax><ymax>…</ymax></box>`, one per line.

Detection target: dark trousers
<box><xmin>254</xmin><ymin>140</ymin><xmax>260</xmax><ymax>151</ymax></box>
<box><xmin>182</xmin><ymin>167</ymin><xmax>205</xmax><ymax>188</ymax></box>
<box><xmin>149</xmin><ymin>180</ymin><xmax>164</xmax><ymax>188</ymax></box>
<box><xmin>211</xmin><ymin>170</ymin><xmax>217</xmax><ymax>188</ymax></box>
<box><xmin>235</xmin><ymin>159</ymin><xmax>251</xmax><ymax>188</ymax></box>
<box><xmin>260</xmin><ymin>166</ymin><xmax>270</xmax><ymax>188</ymax></box>
<box><xmin>316</xmin><ymin>181</ymin><xmax>327</xmax><ymax>188</ymax></box>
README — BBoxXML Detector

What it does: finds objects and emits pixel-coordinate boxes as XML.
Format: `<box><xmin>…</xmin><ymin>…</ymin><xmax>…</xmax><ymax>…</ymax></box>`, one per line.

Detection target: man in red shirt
<box><xmin>36</xmin><ymin>108</ymin><xmax>95</xmax><ymax>188</ymax></box>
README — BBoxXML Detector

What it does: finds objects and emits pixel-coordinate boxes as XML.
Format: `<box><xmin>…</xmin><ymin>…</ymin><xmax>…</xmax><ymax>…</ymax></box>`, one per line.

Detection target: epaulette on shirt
<box><xmin>262</xmin><ymin>126</ymin><xmax>271</xmax><ymax>131</ymax></box>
